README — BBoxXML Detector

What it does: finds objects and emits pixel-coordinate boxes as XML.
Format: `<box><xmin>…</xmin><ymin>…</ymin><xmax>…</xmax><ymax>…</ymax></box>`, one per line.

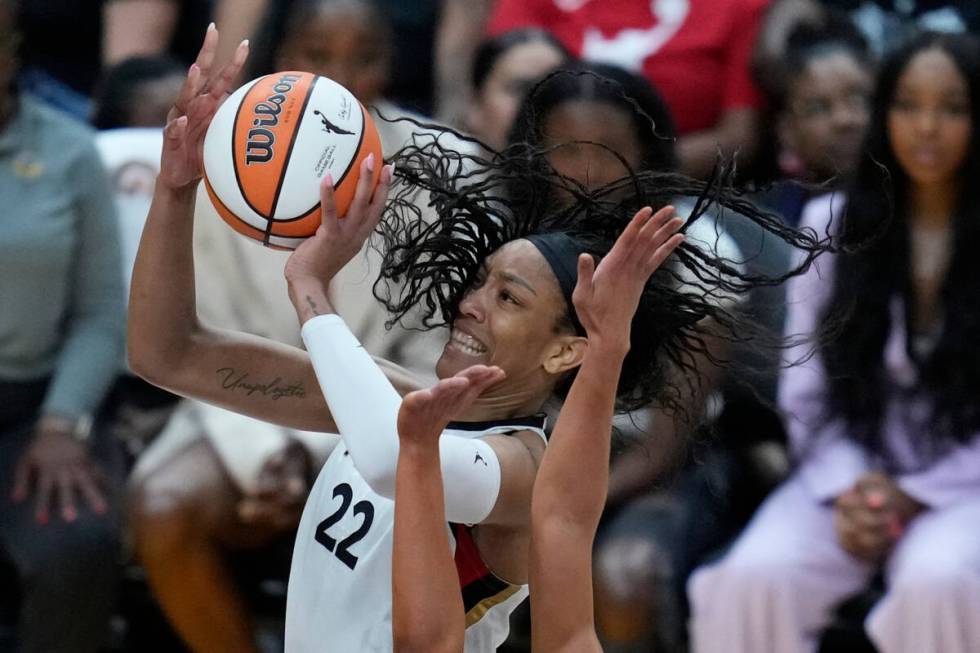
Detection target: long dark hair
<box><xmin>822</xmin><ymin>31</ymin><xmax>980</xmax><ymax>464</ymax></box>
<box><xmin>374</xmin><ymin>108</ymin><xmax>830</xmax><ymax>415</ymax></box>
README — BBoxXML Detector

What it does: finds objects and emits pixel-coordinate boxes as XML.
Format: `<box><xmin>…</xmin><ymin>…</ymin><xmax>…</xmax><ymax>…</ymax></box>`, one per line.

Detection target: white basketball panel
<box><xmin>273</xmin><ymin>77</ymin><xmax>364</xmax><ymax>220</ymax></box>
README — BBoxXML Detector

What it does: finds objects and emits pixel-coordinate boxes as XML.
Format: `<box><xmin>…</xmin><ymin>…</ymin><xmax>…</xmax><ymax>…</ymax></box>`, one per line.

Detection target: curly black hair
<box><xmin>373</xmin><ymin>108</ymin><xmax>832</xmax><ymax>415</ymax></box>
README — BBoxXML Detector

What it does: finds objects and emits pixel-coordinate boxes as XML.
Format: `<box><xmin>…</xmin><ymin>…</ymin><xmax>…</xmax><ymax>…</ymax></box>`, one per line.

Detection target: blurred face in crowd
<box><xmin>276</xmin><ymin>1</ymin><xmax>390</xmax><ymax>104</ymax></box>
<box><xmin>779</xmin><ymin>50</ymin><xmax>872</xmax><ymax>180</ymax></box>
<box><xmin>887</xmin><ymin>47</ymin><xmax>972</xmax><ymax>190</ymax></box>
<box><xmin>542</xmin><ymin>99</ymin><xmax>642</xmax><ymax>202</ymax></box>
<box><xmin>468</xmin><ymin>40</ymin><xmax>567</xmax><ymax>151</ymax></box>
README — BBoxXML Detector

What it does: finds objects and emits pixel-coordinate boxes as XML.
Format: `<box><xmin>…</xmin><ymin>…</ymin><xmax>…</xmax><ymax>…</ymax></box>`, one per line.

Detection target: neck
<box><xmin>456</xmin><ymin>383</ymin><xmax>552</xmax><ymax>423</ymax></box>
<box><xmin>909</xmin><ymin>179</ymin><xmax>958</xmax><ymax>229</ymax></box>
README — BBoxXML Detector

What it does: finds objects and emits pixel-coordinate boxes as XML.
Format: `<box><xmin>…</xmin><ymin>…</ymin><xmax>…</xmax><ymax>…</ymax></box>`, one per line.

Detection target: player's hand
<box><xmin>11</xmin><ymin>420</ymin><xmax>107</xmax><ymax>524</ymax></box>
<box><xmin>284</xmin><ymin>158</ymin><xmax>393</xmax><ymax>288</ymax></box>
<box><xmin>397</xmin><ymin>365</ymin><xmax>505</xmax><ymax>448</ymax></box>
<box><xmin>237</xmin><ymin>439</ymin><xmax>310</xmax><ymax>531</ymax></box>
<box><xmin>571</xmin><ymin>205</ymin><xmax>684</xmax><ymax>353</ymax></box>
<box><xmin>158</xmin><ymin>24</ymin><xmax>249</xmax><ymax>192</ymax></box>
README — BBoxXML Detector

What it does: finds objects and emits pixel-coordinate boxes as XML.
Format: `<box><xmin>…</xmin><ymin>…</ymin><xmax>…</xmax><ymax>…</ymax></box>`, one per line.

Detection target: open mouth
<box><xmin>450</xmin><ymin>329</ymin><xmax>488</xmax><ymax>356</ymax></box>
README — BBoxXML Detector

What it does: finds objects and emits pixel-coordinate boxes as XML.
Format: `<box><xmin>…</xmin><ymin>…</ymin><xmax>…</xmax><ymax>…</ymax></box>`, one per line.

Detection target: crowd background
<box><xmin>0</xmin><ymin>1</ymin><xmax>978</xmax><ymax>652</ymax></box>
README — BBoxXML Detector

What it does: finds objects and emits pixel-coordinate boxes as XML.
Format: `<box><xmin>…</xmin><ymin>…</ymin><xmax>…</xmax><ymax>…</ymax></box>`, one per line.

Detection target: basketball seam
<box><xmin>231</xmin><ymin>76</ymin><xmax>274</xmax><ymax>220</ymax></box>
<box><xmin>268</xmin><ymin>75</ymin><xmax>319</xmax><ymax>220</ymax></box>
<box><xmin>204</xmin><ymin>174</ymin><xmax>267</xmax><ymax>237</ymax></box>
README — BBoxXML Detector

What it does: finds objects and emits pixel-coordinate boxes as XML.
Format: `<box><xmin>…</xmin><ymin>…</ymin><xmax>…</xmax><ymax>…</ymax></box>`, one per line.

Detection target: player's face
<box><xmin>436</xmin><ymin>240</ymin><xmax>580</xmax><ymax>392</ymax></box>
<box><xmin>543</xmin><ymin>100</ymin><xmax>643</xmax><ymax>203</ymax></box>
<box><xmin>276</xmin><ymin>6</ymin><xmax>390</xmax><ymax>104</ymax></box>
<box><xmin>468</xmin><ymin>40</ymin><xmax>566</xmax><ymax>151</ymax></box>
<box><xmin>887</xmin><ymin>47</ymin><xmax>972</xmax><ymax>190</ymax></box>
<box><xmin>780</xmin><ymin>51</ymin><xmax>872</xmax><ymax>180</ymax></box>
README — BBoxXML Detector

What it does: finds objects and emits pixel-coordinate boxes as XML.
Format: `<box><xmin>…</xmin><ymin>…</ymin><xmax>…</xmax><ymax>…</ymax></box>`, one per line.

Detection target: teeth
<box><xmin>451</xmin><ymin>330</ymin><xmax>487</xmax><ymax>355</ymax></box>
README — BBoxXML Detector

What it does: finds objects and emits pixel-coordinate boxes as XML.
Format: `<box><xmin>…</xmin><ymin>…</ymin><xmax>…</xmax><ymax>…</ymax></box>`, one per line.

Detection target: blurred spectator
<box><xmin>465</xmin><ymin>28</ymin><xmax>571</xmax><ymax>152</ymax></box>
<box><xmin>689</xmin><ymin>31</ymin><xmax>980</xmax><ymax>653</ymax></box>
<box><xmin>0</xmin><ymin>1</ymin><xmax>126</xmax><ymax>651</ymax></box>
<box><xmin>754</xmin><ymin>15</ymin><xmax>874</xmax><ymax>226</ymax></box>
<box><xmin>488</xmin><ymin>0</ymin><xmax>770</xmax><ymax>179</ymax></box>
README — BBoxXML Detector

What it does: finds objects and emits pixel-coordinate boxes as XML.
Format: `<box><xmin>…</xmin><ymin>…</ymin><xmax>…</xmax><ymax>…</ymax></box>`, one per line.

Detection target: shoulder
<box><xmin>21</xmin><ymin>95</ymin><xmax>97</xmax><ymax>146</ymax></box>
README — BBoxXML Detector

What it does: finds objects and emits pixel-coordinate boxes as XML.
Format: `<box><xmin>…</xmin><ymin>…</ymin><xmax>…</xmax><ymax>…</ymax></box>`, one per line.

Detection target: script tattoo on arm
<box><xmin>216</xmin><ymin>367</ymin><xmax>307</xmax><ymax>401</ymax></box>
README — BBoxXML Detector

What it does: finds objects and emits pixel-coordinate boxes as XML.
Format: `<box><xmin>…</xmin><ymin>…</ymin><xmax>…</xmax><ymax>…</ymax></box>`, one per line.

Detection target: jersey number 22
<box><xmin>315</xmin><ymin>482</ymin><xmax>375</xmax><ymax>570</ymax></box>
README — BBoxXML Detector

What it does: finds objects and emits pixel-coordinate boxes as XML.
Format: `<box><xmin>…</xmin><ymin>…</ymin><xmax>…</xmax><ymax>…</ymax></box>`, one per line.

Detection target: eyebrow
<box><xmin>497</xmin><ymin>271</ymin><xmax>538</xmax><ymax>296</ymax></box>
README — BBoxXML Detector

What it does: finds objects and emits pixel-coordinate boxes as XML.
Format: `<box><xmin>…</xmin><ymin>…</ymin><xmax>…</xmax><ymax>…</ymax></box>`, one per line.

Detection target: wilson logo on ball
<box><xmin>245</xmin><ymin>72</ymin><xmax>303</xmax><ymax>165</ymax></box>
<box><xmin>203</xmin><ymin>71</ymin><xmax>382</xmax><ymax>250</ymax></box>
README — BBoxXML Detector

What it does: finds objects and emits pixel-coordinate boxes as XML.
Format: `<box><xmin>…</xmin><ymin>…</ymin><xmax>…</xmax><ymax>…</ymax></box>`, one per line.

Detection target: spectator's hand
<box><xmin>833</xmin><ymin>472</ymin><xmax>925</xmax><ymax>561</ymax></box>
<box><xmin>856</xmin><ymin>471</ymin><xmax>927</xmax><ymax>534</ymax></box>
<box><xmin>284</xmin><ymin>159</ymin><xmax>393</xmax><ymax>290</ymax></box>
<box><xmin>12</xmin><ymin>418</ymin><xmax>107</xmax><ymax>524</ymax></box>
<box><xmin>158</xmin><ymin>24</ymin><xmax>249</xmax><ymax>192</ymax></box>
<box><xmin>396</xmin><ymin>365</ymin><xmax>505</xmax><ymax>448</ymax></box>
<box><xmin>237</xmin><ymin>439</ymin><xmax>311</xmax><ymax>532</ymax></box>
<box><xmin>572</xmin><ymin>206</ymin><xmax>684</xmax><ymax>353</ymax></box>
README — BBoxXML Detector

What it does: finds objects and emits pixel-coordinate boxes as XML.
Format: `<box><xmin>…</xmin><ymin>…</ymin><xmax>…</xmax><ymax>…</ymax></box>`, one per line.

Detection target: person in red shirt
<box><xmin>488</xmin><ymin>0</ymin><xmax>769</xmax><ymax>178</ymax></box>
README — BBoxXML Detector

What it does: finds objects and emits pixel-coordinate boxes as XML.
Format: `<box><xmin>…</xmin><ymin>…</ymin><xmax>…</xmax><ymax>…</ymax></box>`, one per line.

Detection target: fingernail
<box><xmin>241</xmin><ymin>39</ymin><xmax>249</xmax><ymax>49</ymax></box>
<box><xmin>208</xmin><ymin>22</ymin><xmax>216</xmax><ymax>31</ymax></box>
<box><xmin>324</xmin><ymin>173</ymin><xmax>334</xmax><ymax>188</ymax></box>
<box><xmin>64</xmin><ymin>507</ymin><xmax>77</xmax><ymax>522</ymax></box>
<box><xmin>365</xmin><ymin>153</ymin><xmax>375</xmax><ymax>172</ymax></box>
<box><xmin>189</xmin><ymin>63</ymin><xmax>199</xmax><ymax>74</ymax></box>
<box><xmin>866</xmin><ymin>492</ymin><xmax>885</xmax><ymax>508</ymax></box>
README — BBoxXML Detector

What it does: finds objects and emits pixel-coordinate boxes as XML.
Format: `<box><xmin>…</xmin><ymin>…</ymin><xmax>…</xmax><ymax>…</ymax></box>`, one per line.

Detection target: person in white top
<box><xmin>128</xmin><ymin>26</ymin><xmax>831</xmax><ymax>653</ymax></box>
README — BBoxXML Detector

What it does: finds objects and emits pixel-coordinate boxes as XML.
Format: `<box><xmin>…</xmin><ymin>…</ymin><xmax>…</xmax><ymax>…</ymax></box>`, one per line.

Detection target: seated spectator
<box><xmin>465</xmin><ymin>28</ymin><xmax>571</xmax><ymax>152</ymax></box>
<box><xmin>0</xmin><ymin>2</ymin><xmax>126</xmax><ymax>651</ymax></box>
<box><xmin>754</xmin><ymin>16</ymin><xmax>874</xmax><ymax>226</ymax></box>
<box><xmin>488</xmin><ymin>0</ymin><xmax>771</xmax><ymax>178</ymax></box>
<box><xmin>689</xmin><ymin>31</ymin><xmax>980</xmax><ymax>653</ymax></box>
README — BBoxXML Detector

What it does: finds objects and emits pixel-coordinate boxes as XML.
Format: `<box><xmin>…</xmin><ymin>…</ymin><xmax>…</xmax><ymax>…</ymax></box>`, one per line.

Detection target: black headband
<box><xmin>525</xmin><ymin>232</ymin><xmax>586</xmax><ymax>336</ymax></box>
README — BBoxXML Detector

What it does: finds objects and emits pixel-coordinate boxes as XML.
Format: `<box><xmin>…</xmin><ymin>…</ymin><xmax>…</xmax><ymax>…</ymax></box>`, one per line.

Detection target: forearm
<box><xmin>103</xmin><ymin>0</ymin><xmax>178</xmax><ymax>65</ymax></box>
<box><xmin>533</xmin><ymin>342</ymin><xmax>626</xmax><ymax>533</ymax></box>
<box><xmin>128</xmin><ymin>183</ymin><xmax>201</xmax><ymax>373</ymax></box>
<box><xmin>392</xmin><ymin>442</ymin><xmax>465</xmax><ymax>653</ymax></box>
<box><xmin>434</xmin><ymin>0</ymin><xmax>494</xmax><ymax>125</ymax></box>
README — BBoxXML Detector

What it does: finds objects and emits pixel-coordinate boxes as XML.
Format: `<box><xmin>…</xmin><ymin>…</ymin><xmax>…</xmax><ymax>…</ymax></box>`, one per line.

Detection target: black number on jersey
<box><xmin>315</xmin><ymin>483</ymin><xmax>375</xmax><ymax>570</ymax></box>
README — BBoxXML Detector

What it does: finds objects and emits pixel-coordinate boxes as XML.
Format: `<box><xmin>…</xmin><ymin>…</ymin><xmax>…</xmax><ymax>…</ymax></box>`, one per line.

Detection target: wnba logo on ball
<box><xmin>245</xmin><ymin>73</ymin><xmax>303</xmax><ymax>165</ymax></box>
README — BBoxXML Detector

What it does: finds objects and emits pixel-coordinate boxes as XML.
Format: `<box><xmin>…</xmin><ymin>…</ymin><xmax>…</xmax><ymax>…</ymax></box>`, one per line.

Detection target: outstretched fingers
<box><xmin>208</xmin><ymin>38</ymin><xmax>250</xmax><ymax>102</ymax></box>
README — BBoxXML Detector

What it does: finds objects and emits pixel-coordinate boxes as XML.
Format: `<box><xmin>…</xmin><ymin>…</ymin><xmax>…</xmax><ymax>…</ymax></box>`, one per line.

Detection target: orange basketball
<box><xmin>202</xmin><ymin>71</ymin><xmax>383</xmax><ymax>249</ymax></box>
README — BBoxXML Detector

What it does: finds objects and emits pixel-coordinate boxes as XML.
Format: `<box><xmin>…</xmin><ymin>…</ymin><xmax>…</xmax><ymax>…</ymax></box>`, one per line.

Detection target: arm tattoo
<box><xmin>306</xmin><ymin>295</ymin><xmax>322</xmax><ymax>317</ymax></box>
<box><xmin>216</xmin><ymin>367</ymin><xmax>306</xmax><ymax>400</ymax></box>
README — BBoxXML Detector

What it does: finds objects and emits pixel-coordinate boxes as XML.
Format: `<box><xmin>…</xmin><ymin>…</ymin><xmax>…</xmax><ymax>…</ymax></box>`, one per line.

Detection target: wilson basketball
<box><xmin>202</xmin><ymin>71</ymin><xmax>383</xmax><ymax>249</ymax></box>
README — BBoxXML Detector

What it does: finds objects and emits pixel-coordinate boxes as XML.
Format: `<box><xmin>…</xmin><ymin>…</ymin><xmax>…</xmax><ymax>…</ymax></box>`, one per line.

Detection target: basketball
<box><xmin>202</xmin><ymin>71</ymin><xmax>383</xmax><ymax>249</ymax></box>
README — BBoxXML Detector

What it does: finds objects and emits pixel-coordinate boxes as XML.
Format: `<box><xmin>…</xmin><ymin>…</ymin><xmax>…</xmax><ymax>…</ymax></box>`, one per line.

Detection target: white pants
<box><xmin>687</xmin><ymin>475</ymin><xmax>980</xmax><ymax>653</ymax></box>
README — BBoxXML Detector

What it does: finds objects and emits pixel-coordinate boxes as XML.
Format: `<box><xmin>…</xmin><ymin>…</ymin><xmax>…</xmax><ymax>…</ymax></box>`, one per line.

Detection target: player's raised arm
<box><xmin>529</xmin><ymin>206</ymin><xmax>684</xmax><ymax>653</ymax></box>
<box><xmin>128</xmin><ymin>26</ymin><xmax>406</xmax><ymax>433</ymax></box>
<box><xmin>391</xmin><ymin>365</ymin><xmax>505</xmax><ymax>653</ymax></box>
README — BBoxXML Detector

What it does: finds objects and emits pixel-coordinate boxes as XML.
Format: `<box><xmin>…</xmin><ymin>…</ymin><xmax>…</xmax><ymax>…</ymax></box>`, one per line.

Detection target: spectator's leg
<box><xmin>688</xmin><ymin>475</ymin><xmax>873</xmax><ymax>653</ymax></box>
<box><xmin>866</xmin><ymin>496</ymin><xmax>980</xmax><ymax>653</ymax></box>
<box><xmin>0</xmin><ymin>422</ymin><xmax>123</xmax><ymax>653</ymax></box>
<box><xmin>129</xmin><ymin>438</ymin><xmax>284</xmax><ymax>653</ymax></box>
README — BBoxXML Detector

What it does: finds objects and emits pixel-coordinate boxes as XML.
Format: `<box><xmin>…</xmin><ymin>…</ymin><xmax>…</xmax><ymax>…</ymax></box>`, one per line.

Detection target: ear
<box><xmin>542</xmin><ymin>334</ymin><xmax>588</xmax><ymax>375</ymax></box>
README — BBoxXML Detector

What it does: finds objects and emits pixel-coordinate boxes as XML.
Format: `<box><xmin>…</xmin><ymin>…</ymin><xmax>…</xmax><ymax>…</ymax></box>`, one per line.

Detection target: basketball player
<box><xmin>129</xmin><ymin>25</ymin><xmax>828</xmax><ymax>652</ymax></box>
<box><xmin>390</xmin><ymin>206</ymin><xmax>684</xmax><ymax>653</ymax></box>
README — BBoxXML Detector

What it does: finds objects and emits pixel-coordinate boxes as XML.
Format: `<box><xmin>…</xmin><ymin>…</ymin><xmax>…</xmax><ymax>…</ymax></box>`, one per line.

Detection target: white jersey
<box><xmin>284</xmin><ymin>414</ymin><xmax>548</xmax><ymax>652</ymax></box>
